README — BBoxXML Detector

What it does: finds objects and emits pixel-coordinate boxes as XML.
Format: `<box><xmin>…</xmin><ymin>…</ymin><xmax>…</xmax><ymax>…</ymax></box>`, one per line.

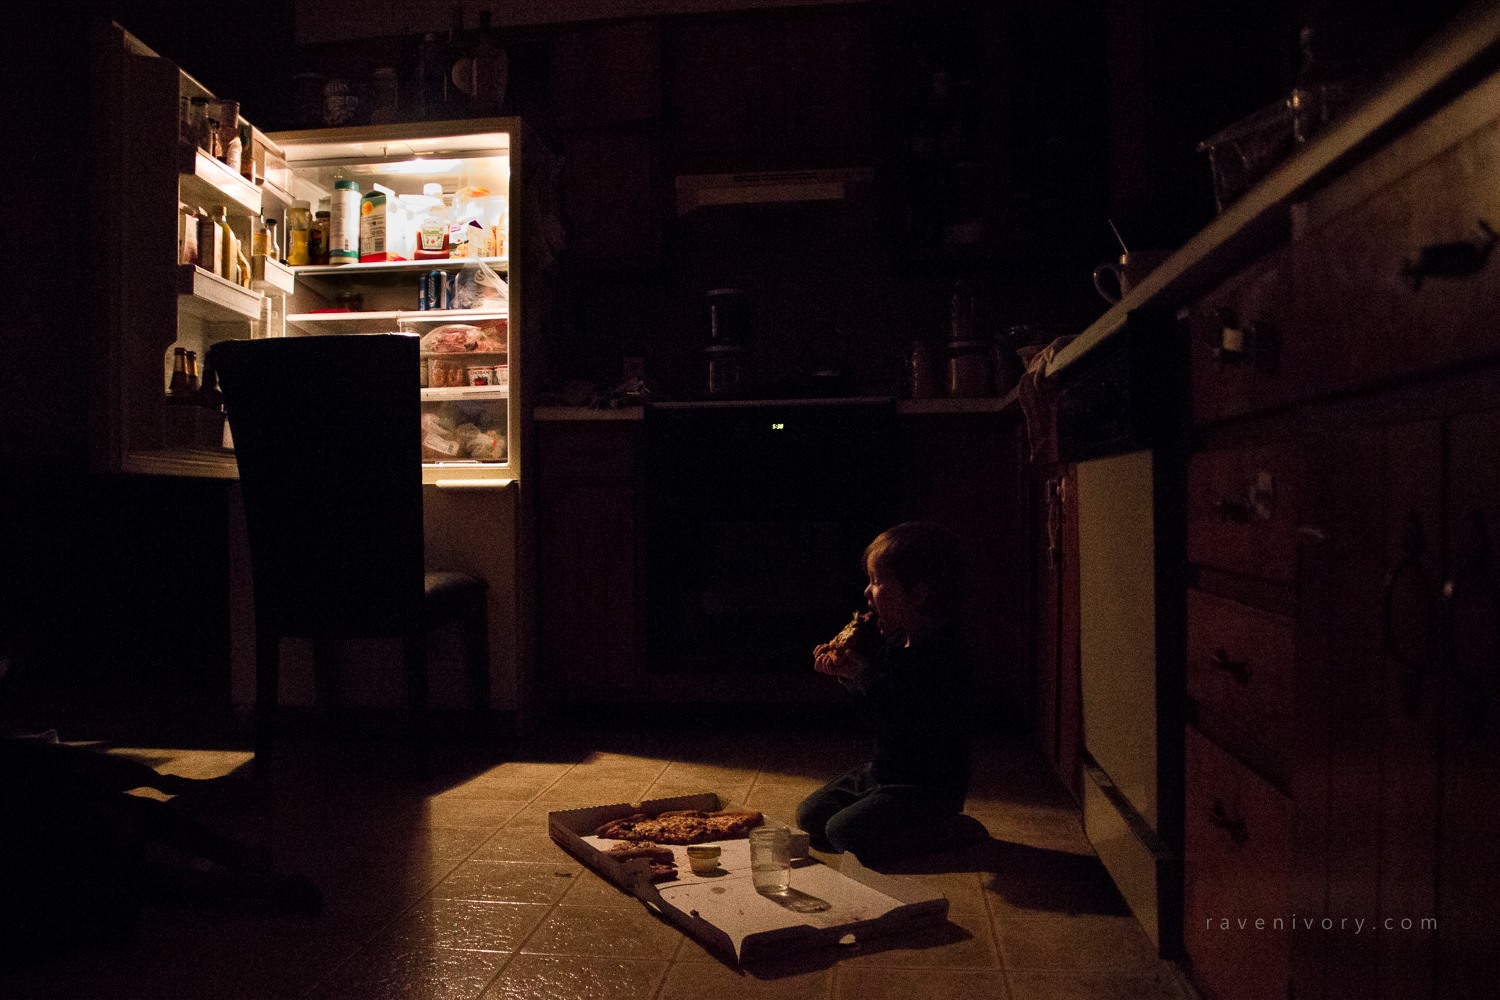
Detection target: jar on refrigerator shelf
<box><xmin>285</xmin><ymin>200</ymin><xmax>312</xmax><ymax>266</ymax></box>
<box><xmin>328</xmin><ymin>180</ymin><xmax>360</xmax><ymax>265</ymax></box>
<box><xmin>311</xmin><ymin>210</ymin><xmax>330</xmax><ymax>265</ymax></box>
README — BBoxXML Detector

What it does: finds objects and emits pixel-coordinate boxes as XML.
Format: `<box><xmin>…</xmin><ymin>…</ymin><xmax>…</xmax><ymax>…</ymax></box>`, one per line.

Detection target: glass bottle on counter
<box><xmin>185</xmin><ymin>351</ymin><xmax>201</xmax><ymax>394</ymax></box>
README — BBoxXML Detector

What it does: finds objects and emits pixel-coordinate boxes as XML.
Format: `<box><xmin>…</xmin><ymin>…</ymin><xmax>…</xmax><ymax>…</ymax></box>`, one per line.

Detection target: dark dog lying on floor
<box><xmin>0</xmin><ymin>734</ymin><xmax>320</xmax><ymax>965</ymax></box>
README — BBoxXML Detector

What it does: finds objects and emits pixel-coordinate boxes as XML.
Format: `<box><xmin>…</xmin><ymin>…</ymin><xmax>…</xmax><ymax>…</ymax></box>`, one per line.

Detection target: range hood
<box><xmin>675</xmin><ymin>168</ymin><xmax>872</xmax><ymax>215</ymax></box>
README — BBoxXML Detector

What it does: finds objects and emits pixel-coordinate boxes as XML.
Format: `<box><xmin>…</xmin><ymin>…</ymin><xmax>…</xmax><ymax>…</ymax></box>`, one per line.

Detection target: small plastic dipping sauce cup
<box><xmin>686</xmin><ymin>844</ymin><xmax>721</xmax><ymax>875</ymax></box>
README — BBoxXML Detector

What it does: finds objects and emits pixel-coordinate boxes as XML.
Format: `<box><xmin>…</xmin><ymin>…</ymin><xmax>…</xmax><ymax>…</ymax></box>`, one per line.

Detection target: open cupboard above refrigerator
<box><xmin>95</xmin><ymin>19</ymin><xmax>552</xmax><ymax>488</ymax></box>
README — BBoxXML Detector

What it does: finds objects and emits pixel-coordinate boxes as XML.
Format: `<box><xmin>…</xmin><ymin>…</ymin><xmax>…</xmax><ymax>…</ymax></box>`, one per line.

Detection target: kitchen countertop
<box><xmin>534</xmin><ymin>392</ymin><xmax>1018</xmax><ymax>421</ymax></box>
<box><xmin>1049</xmin><ymin>1</ymin><xmax>1500</xmax><ymax>378</ymax></box>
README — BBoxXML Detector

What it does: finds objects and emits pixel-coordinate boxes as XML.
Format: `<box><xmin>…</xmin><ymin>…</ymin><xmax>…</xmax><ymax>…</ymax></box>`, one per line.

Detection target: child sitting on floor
<box><xmin>797</xmin><ymin>520</ymin><xmax>981</xmax><ymax>865</ymax></box>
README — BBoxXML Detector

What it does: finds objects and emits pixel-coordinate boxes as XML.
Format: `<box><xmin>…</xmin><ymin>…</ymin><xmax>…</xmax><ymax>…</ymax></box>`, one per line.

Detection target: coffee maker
<box><xmin>704</xmin><ymin>288</ymin><xmax>749</xmax><ymax>397</ymax></box>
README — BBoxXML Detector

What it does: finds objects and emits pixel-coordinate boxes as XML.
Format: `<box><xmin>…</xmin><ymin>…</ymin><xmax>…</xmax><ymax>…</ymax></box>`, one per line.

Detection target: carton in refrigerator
<box><xmin>549</xmin><ymin>792</ymin><xmax>949</xmax><ymax>964</ymax></box>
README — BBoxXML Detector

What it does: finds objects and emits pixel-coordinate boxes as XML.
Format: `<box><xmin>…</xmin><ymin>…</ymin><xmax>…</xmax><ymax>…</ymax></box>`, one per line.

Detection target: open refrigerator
<box><xmin>94</xmin><ymin>20</ymin><xmax>557</xmax><ymax>724</ymax></box>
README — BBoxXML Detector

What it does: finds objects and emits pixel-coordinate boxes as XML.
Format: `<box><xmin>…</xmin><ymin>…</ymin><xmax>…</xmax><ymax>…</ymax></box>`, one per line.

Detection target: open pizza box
<box><xmin>549</xmin><ymin>792</ymin><xmax>950</xmax><ymax>964</ymax></box>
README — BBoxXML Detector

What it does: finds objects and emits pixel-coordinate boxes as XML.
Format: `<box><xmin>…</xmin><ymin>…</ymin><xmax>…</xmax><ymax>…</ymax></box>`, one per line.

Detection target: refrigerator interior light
<box><xmin>383</xmin><ymin>158</ymin><xmax>463</xmax><ymax>176</ymax></box>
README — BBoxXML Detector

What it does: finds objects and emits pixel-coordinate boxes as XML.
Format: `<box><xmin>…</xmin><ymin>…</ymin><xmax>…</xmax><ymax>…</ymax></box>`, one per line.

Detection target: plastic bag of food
<box><xmin>420</xmin><ymin>411</ymin><xmax>462</xmax><ymax>460</ymax></box>
<box><xmin>455</xmin><ymin>423</ymin><xmax>507</xmax><ymax>461</ymax></box>
<box><xmin>452</xmin><ymin>257</ymin><xmax>508</xmax><ymax>310</ymax></box>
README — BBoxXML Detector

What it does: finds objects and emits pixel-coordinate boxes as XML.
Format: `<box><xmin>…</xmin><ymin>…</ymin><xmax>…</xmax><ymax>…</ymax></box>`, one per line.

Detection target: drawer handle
<box><xmin>1215</xmin><ymin>471</ymin><xmax>1276</xmax><ymax>523</ymax></box>
<box><xmin>1381</xmin><ymin>509</ymin><xmax>1437</xmax><ymax>719</ymax></box>
<box><xmin>1209</xmin><ymin>647</ymin><xmax>1252</xmax><ymax>684</ymax></box>
<box><xmin>1211</xmin><ymin>309</ymin><xmax>1279</xmax><ymax>372</ymax></box>
<box><xmin>1209</xmin><ymin>798</ymin><xmax>1249</xmax><ymax>846</ymax></box>
<box><xmin>1402</xmin><ymin>219</ymin><xmax>1495</xmax><ymax>291</ymax></box>
<box><xmin>1442</xmin><ymin>509</ymin><xmax>1499</xmax><ymax>739</ymax></box>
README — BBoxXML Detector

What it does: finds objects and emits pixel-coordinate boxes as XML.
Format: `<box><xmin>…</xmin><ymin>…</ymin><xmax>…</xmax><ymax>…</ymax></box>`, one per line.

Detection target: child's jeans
<box><xmin>795</xmin><ymin>762</ymin><xmax>963</xmax><ymax>865</ymax></box>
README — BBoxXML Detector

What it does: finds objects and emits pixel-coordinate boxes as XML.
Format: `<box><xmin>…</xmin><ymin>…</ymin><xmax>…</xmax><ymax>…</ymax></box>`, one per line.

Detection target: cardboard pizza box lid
<box><xmin>548</xmin><ymin>791</ymin><xmax>949</xmax><ymax>964</ymax></box>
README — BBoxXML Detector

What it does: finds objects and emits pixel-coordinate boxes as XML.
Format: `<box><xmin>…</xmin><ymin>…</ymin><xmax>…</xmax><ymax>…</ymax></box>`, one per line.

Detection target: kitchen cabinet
<box><xmin>1030</xmin><ymin>461</ymin><xmax>1081</xmax><ymax>800</ymax></box>
<box><xmin>1174</xmin><ymin>30</ymin><xmax>1500</xmax><ymax>998</ymax></box>
<box><xmin>535</xmin><ymin>418</ymin><xmax>646</xmax><ymax>705</ymax></box>
<box><xmin>666</xmin><ymin>10</ymin><xmax>873</xmax><ymax>173</ymax></box>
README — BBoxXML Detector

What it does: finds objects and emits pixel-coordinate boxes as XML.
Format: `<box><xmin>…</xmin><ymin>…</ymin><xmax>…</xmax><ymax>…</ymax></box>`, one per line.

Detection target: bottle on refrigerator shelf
<box><xmin>214</xmin><ymin>205</ymin><xmax>235</xmax><ymax>280</ymax></box>
<box><xmin>168</xmin><ymin>347</ymin><xmax>191</xmax><ymax>399</ymax></box>
<box><xmin>197</xmin><ymin>209</ymin><xmax>220</xmax><ymax>274</ymax></box>
<box><xmin>414</xmin><ymin>182</ymin><xmax>451</xmax><ymax>259</ymax></box>
<box><xmin>328</xmin><ymin>180</ymin><xmax>360</xmax><ymax>265</ymax></box>
<box><xmin>185</xmin><ymin>351</ymin><xmax>201</xmax><ymax>394</ymax></box>
<box><xmin>311</xmin><ymin>210</ymin><xmax>330</xmax><ymax>265</ymax></box>
<box><xmin>238</xmin><ymin>122</ymin><xmax>256</xmax><ymax>182</ymax></box>
<box><xmin>286</xmin><ymin>200</ymin><xmax>312</xmax><ymax>265</ymax></box>
<box><xmin>264</xmin><ymin>217</ymin><xmax>280</xmax><ymax>259</ymax></box>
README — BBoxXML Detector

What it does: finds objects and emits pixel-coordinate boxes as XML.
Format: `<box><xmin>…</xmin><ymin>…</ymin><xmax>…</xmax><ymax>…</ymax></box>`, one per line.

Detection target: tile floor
<box><xmin>0</xmin><ymin>727</ymin><xmax>1195</xmax><ymax>1000</ymax></box>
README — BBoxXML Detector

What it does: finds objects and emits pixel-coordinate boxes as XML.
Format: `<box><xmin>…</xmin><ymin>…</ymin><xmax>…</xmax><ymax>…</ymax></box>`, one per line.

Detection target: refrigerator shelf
<box><xmin>420</xmin><ymin>386</ymin><xmax>509</xmax><ymax>402</ymax></box>
<box><xmin>286</xmin><ymin>308</ymin><xmax>507</xmax><ymax>334</ymax></box>
<box><xmin>177</xmin><ymin>265</ymin><xmax>263</xmax><ymax>321</ymax></box>
<box><xmin>293</xmin><ymin>258</ymin><xmax>508</xmax><ymax>276</ymax></box>
<box><xmin>179</xmin><ymin>144</ymin><xmax>262</xmax><ymax>216</ymax></box>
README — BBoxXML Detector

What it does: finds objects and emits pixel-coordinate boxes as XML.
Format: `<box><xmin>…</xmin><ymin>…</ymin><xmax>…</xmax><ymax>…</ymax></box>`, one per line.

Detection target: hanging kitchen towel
<box><xmin>1017</xmin><ymin>336</ymin><xmax>1076</xmax><ymax>463</ymax></box>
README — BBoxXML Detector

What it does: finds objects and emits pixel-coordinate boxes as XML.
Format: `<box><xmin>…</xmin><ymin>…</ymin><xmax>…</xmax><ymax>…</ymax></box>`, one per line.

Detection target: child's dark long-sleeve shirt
<box><xmin>852</xmin><ymin>622</ymin><xmax>974</xmax><ymax>804</ymax></box>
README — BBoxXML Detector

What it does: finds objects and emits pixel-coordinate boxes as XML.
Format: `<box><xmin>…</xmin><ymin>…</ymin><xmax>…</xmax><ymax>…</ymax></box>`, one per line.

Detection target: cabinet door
<box><xmin>1183</xmin><ymin>725</ymin><xmax>1293</xmax><ymax>1000</ymax></box>
<box><xmin>536</xmin><ymin>425</ymin><xmax>645</xmax><ymax>699</ymax></box>
<box><xmin>551</xmin><ymin>21</ymin><xmax>662</xmax><ymax>129</ymax></box>
<box><xmin>776</xmin><ymin>13</ymin><xmax>873</xmax><ymax>161</ymax></box>
<box><xmin>561</xmin><ymin>129</ymin><xmax>661</xmax><ymax>266</ymax></box>
<box><xmin>668</xmin><ymin>20</ymin><xmax>766</xmax><ymax>162</ymax></box>
<box><xmin>1031</xmin><ymin>467</ymin><xmax>1080</xmax><ymax>797</ymax></box>
<box><xmin>1377</xmin><ymin>421</ymin><xmax>1443</xmax><ymax>1000</ymax></box>
<box><xmin>1438</xmin><ymin>408</ymin><xmax>1500</xmax><ymax>1000</ymax></box>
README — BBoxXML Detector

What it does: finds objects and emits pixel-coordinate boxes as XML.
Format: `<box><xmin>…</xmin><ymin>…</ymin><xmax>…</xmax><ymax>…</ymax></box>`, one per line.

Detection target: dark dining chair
<box><xmin>210</xmin><ymin>334</ymin><xmax>490</xmax><ymax>777</ymax></box>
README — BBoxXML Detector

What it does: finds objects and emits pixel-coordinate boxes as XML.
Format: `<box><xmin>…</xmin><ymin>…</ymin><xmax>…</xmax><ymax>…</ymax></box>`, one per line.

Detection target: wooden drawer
<box><xmin>1187</xmin><ymin>588</ymin><xmax>1296</xmax><ymax>774</ymax></box>
<box><xmin>1290</xmin><ymin>73</ymin><xmax>1500</xmax><ymax>402</ymax></box>
<box><xmin>538</xmin><ymin>422</ymin><xmax>642</xmax><ymax>482</ymax></box>
<box><xmin>1188</xmin><ymin>443</ymin><xmax>1301</xmax><ymax>585</ymax></box>
<box><xmin>1189</xmin><ymin>246</ymin><xmax>1299</xmax><ymax>426</ymax></box>
<box><xmin>1184</xmin><ymin>725</ymin><xmax>1293</xmax><ymax>1000</ymax></box>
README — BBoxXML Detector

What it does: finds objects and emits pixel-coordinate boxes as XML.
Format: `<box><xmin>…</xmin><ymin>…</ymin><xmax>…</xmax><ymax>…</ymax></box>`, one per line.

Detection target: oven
<box><xmin>644</xmin><ymin>400</ymin><xmax>898</xmax><ymax>676</ymax></box>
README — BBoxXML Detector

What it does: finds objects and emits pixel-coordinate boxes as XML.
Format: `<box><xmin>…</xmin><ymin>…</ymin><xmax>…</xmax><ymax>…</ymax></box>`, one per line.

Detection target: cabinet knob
<box><xmin>1209</xmin><ymin>798</ymin><xmax>1249</xmax><ymax>846</ymax></box>
<box><xmin>1211</xmin><ymin>307</ymin><xmax>1279</xmax><ymax>372</ymax></box>
<box><xmin>1381</xmin><ymin>509</ymin><xmax>1437</xmax><ymax>719</ymax></box>
<box><xmin>1209</xmin><ymin>647</ymin><xmax>1252</xmax><ymax>684</ymax></box>
<box><xmin>1401</xmin><ymin>219</ymin><xmax>1495</xmax><ymax>291</ymax></box>
<box><xmin>1442</xmin><ymin>509</ymin><xmax>1498</xmax><ymax>739</ymax></box>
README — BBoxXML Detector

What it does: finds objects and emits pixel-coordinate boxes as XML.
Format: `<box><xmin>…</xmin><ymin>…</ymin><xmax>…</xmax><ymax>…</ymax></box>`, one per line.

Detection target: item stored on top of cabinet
<box><xmin>328</xmin><ymin>180</ymin><xmax>360</xmax><ymax>265</ymax></box>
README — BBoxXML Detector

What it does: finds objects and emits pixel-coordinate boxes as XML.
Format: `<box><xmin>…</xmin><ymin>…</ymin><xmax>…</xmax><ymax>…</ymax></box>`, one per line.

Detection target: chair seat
<box><xmin>424</xmin><ymin>571</ymin><xmax>486</xmax><ymax>600</ymax></box>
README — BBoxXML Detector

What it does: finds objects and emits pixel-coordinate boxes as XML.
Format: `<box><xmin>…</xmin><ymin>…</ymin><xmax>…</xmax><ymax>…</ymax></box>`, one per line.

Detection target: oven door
<box><xmin>644</xmin><ymin>401</ymin><xmax>897</xmax><ymax>675</ymax></box>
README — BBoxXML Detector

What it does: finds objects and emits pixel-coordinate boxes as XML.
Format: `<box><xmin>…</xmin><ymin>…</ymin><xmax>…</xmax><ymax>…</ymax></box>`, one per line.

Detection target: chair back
<box><xmin>211</xmin><ymin>335</ymin><xmax>425</xmax><ymax>638</ymax></box>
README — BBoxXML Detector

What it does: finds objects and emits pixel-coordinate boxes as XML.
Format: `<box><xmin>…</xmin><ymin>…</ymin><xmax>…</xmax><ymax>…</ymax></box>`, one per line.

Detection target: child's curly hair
<box><xmin>863</xmin><ymin>521</ymin><xmax>965</xmax><ymax>619</ymax></box>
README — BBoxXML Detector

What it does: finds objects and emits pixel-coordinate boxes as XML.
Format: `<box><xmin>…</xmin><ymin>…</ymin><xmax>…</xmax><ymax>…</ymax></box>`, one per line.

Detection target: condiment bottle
<box><xmin>414</xmin><ymin>182</ymin><xmax>451</xmax><ymax>259</ymax></box>
<box><xmin>214</xmin><ymin>205</ymin><xmax>235</xmax><ymax>280</ymax></box>
<box><xmin>286</xmin><ymin>200</ymin><xmax>312</xmax><ymax>266</ymax></box>
<box><xmin>311</xmin><ymin>210</ymin><xmax>330</xmax><ymax>265</ymax></box>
